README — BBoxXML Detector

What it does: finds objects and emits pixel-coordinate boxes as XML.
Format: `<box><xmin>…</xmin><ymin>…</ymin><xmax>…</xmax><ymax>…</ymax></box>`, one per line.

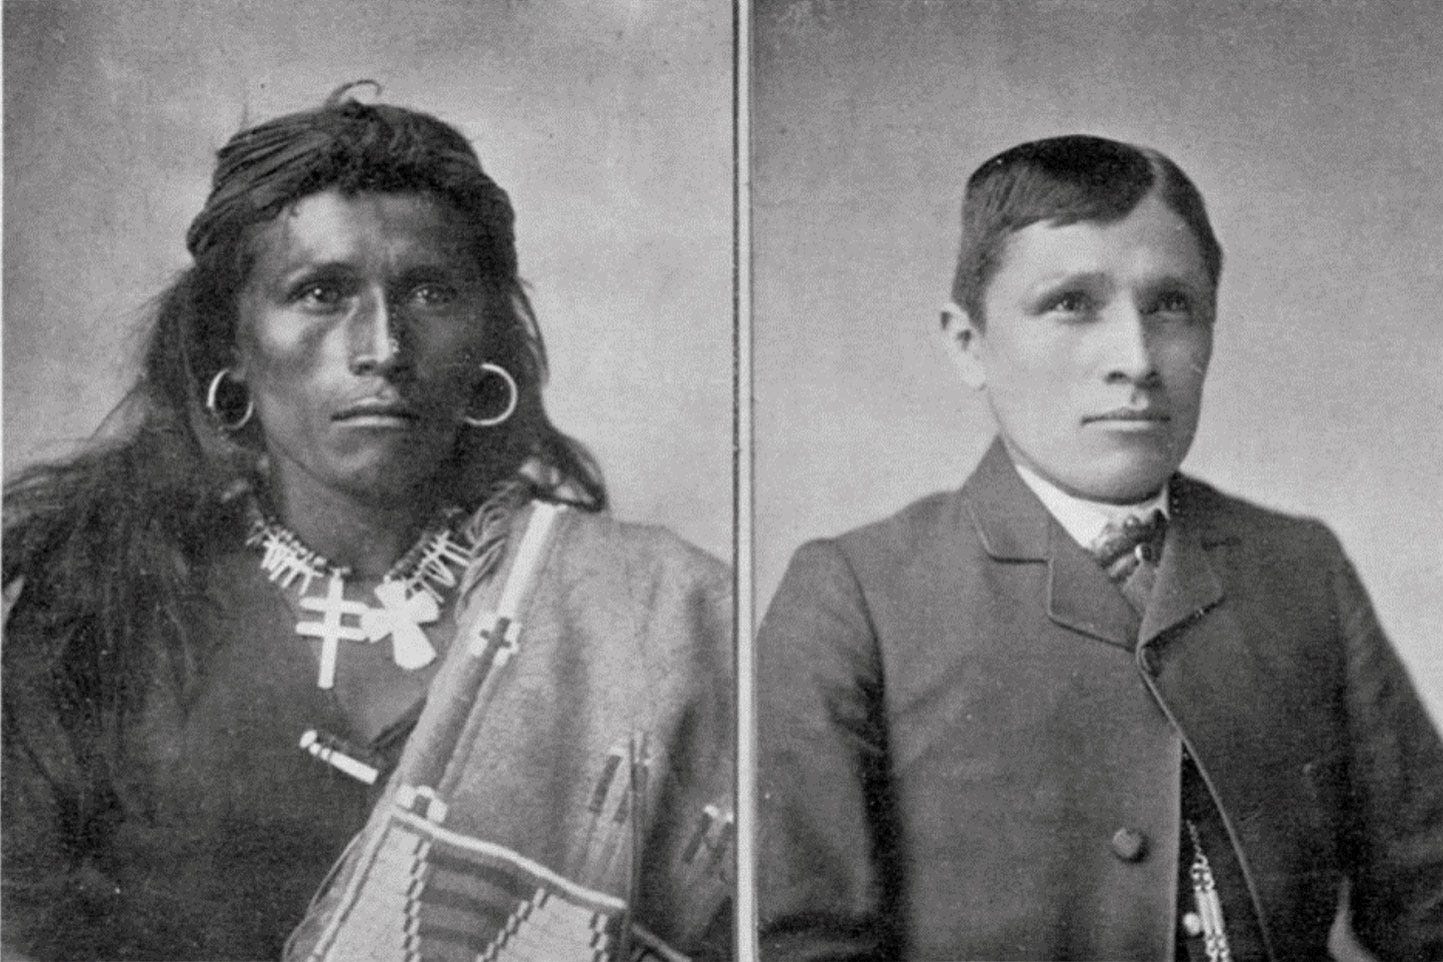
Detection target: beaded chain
<box><xmin>245</xmin><ymin>481</ymin><xmax>524</xmax><ymax>689</ymax></box>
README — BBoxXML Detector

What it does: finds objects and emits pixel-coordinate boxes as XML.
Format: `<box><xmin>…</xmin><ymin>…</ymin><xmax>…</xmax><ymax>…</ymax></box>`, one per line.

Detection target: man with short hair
<box><xmin>758</xmin><ymin>135</ymin><xmax>1443</xmax><ymax>961</ymax></box>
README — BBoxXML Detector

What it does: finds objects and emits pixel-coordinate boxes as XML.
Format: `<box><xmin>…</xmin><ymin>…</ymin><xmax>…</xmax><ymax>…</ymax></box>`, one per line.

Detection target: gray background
<box><xmin>3</xmin><ymin>0</ymin><xmax>733</xmax><ymax>562</ymax></box>
<box><xmin>753</xmin><ymin>0</ymin><xmax>1443</xmax><ymax>722</ymax></box>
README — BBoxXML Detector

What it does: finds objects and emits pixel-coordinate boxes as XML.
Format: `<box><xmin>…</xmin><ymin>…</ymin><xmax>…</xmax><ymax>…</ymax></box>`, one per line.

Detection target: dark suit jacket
<box><xmin>758</xmin><ymin>440</ymin><xmax>1443</xmax><ymax>961</ymax></box>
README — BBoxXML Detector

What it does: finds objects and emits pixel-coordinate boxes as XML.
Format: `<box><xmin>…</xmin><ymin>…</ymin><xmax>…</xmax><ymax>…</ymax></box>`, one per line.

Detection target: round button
<box><xmin>1139</xmin><ymin>647</ymin><xmax>1162</xmax><ymax>677</ymax></box>
<box><xmin>1110</xmin><ymin>827</ymin><xmax>1149</xmax><ymax>862</ymax></box>
<box><xmin>1182</xmin><ymin>911</ymin><xmax>1204</xmax><ymax>936</ymax></box>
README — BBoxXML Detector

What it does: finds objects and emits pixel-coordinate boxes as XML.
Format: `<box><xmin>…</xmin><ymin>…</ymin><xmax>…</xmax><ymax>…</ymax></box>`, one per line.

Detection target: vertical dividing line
<box><xmin>732</xmin><ymin>0</ymin><xmax>758</xmax><ymax>959</ymax></box>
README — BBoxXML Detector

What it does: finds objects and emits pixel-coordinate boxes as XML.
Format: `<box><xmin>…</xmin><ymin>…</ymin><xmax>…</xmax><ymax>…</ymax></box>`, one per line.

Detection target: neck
<box><xmin>265</xmin><ymin>470</ymin><xmax>443</xmax><ymax>581</ymax></box>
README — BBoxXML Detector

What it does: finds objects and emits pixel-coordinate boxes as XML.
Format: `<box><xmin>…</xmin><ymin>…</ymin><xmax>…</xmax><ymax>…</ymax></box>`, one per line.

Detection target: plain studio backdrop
<box><xmin>2</xmin><ymin>0</ymin><xmax>733</xmax><ymax>562</ymax></box>
<box><xmin>753</xmin><ymin>0</ymin><xmax>1443</xmax><ymax>723</ymax></box>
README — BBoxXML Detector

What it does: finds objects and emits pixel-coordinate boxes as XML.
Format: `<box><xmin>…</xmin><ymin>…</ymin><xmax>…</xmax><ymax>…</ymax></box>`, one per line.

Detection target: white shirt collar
<box><xmin>1011</xmin><ymin>460</ymin><xmax>1170</xmax><ymax>550</ymax></box>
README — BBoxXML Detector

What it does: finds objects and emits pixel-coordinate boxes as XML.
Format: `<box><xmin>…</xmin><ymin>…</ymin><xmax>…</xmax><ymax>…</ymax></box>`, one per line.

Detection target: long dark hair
<box><xmin>4</xmin><ymin>86</ymin><xmax>605</xmax><ymax>729</ymax></box>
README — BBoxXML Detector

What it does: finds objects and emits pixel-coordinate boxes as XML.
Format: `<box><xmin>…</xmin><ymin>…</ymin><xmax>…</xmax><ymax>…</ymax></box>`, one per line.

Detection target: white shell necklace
<box><xmin>245</xmin><ymin>483</ymin><xmax>519</xmax><ymax>689</ymax></box>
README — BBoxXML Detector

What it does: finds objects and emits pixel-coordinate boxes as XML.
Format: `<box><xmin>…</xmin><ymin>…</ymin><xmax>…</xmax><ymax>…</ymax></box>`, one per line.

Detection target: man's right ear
<box><xmin>940</xmin><ymin>301</ymin><xmax>987</xmax><ymax>390</ymax></box>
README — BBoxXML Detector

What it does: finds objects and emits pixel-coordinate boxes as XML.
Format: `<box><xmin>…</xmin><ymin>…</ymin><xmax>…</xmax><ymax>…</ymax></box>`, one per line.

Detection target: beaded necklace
<box><xmin>245</xmin><ymin>482</ymin><xmax>522</xmax><ymax>689</ymax></box>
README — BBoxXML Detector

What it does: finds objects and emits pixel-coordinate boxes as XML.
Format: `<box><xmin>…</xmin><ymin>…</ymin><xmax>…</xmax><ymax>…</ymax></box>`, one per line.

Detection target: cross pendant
<box><xmin>361</xmin><ymin>580</ymin><xmax>440</xmax><ymax>670</ymax></box>
<box><xmin>296</xmin><ymin>572</ymin><xmax>372</xmax><ymax>688</ymax></box>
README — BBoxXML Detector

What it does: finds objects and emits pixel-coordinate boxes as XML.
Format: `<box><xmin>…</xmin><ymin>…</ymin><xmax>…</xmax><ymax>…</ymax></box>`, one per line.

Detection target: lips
<box><xmin>1083</xmin><ymin>407</ymin><xmax>1170</xmax><ymax>424</ymax></box>
<box><xmin>332</xmin><ymin>397</ymin><xmax>420</xmax><ymax>423</ymax></box>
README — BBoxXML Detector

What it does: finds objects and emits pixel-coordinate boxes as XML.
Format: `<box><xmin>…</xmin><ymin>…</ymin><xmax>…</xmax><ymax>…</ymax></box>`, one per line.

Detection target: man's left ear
<box><xmin>940</xmin><ymin>301</ymin><xmax>987</xmax><ymax>390</ymax></box>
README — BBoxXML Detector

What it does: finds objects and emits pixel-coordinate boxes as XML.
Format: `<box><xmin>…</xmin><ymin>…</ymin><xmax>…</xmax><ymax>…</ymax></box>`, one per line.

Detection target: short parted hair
<box><xmin>948</xmin><ymin>134</ymin><xmax>1223</xmax><ymax>324</ymax></box>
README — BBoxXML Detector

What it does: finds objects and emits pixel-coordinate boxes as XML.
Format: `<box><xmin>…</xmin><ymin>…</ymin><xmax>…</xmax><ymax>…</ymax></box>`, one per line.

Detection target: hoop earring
<box><xmin>206</xmin><ymin>368</ymin><xmax>255</xmax><ymax>431</ymax></box>
<box><xmin>462</xmin><ymin>363</ymin><xmax>519</xmax><ymax>428</ymax></box>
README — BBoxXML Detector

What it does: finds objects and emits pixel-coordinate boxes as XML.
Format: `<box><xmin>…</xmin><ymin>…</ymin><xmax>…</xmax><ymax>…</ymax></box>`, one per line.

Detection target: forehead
<box><xmin>989</xmin><ymin>195</ymin><xmax>1210</xmax><ymax>293</ymax></box>
<box><xmin>246</xmin><ymin>189</ymin><xmax>476</xmax><ymax>275</ymax></box>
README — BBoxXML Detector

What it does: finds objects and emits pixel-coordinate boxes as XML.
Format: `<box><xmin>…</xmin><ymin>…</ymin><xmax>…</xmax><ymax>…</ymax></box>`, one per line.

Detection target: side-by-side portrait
<box><xmin>4</xmin><ymin>2</ymin><xmax>1441</xmax><ymax>961</ymax></box>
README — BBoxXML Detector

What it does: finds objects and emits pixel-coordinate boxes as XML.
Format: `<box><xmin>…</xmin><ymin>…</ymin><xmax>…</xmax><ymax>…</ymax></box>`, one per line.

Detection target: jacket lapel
<box><xmin>1140</xmin><ymin>481</ymin><xmax>1227</xmax><ymax>645</ymax></box>
<box><xmin>965</xmin><ymin>439</ymin><xmax>1136</xmax><ymax>650</ymax></box>
<box><xmin>1047</xmin><ymin>538</ymin><xmax>1139</xmax><ymax>650</ymax></box>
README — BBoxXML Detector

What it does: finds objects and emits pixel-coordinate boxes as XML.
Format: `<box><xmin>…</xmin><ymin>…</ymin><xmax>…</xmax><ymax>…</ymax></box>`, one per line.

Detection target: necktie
<box><xmin>1089</xmin><ymin>509</ymin><xmax>1167</xmax><ymax>613</ymax></box>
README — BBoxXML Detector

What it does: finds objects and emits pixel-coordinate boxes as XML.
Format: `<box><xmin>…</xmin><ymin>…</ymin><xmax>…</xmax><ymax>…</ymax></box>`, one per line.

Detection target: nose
<box><xmin>1101</xmin><ymin>301</ymin><xmax>1159</xmax><ymax>386</ymax></box>
<box><xmin>347</xmin><ymin>291</ymin><xmax>405</xmax><ymax>376</ymax></box>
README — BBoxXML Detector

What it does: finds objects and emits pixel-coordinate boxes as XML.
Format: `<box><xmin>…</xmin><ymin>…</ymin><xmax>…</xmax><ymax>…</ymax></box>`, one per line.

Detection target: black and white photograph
<box><xmin>5</xmin><ymin>1</ymin><xmax>1443</xmax><ymax>961</ymax></box>
<box><xmin>752</xmin><ymin>2</ymin><xmax>1443</xmax><ymax>960</ymax></box>
<box><xmin>3</xmin><ymin>2</ymin><xmax>735</xmax><ymax>959</ymax></box>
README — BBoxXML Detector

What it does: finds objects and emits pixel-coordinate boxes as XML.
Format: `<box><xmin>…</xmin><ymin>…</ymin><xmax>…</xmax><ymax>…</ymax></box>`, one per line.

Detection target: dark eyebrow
<box><xmin>388</xmin><ymin>262</ymin><xmax>483</xmax><ymax>291</ymax></box>
<box><xmin>271</xmin><ymin>264</ymin><xmax>342</xmax><ymax>293</ymax></box>
<box><xmin>1145</xmin><ymin>272</ymin><xmax>1206</xmax><ymax>290</ymax></box>
<box><xmin>280</xmin><ymin>261</ymin><xmax>359</xmax><ymax>282</ymax></box>
<box><xmin>392</xmin><ymin>263</ymin><xmax>464</xmax><ymax>280</ymax></box>
<box><xmin>1024</xmin><ymin>271</ymin><xmax>1111</xmax><ymax>300</ymax></box>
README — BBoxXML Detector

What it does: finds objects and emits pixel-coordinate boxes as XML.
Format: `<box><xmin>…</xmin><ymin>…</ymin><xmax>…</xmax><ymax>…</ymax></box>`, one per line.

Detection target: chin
<box><xmin>1082</xmin><ymin>465</ymin><xmax>1176</xmax><ymax>504</ymax></box>
<box><xmin>1046</xmin><ymin>451</ymin><xmax>1178</xmax><ymax>505</ymax></box>
<box><xmin>333</xmin><ymin>462</ymin><xmax>447</xmax><ymax>507</ymax></box>
<box><xmin>1085</xmin><ymin>480</ymin><xmax>1170</xmax><ymax>505</ymax></box>
<box><xmin>1011</xmin><ymin>433</ymin><xmax>1170</xmax><ymax>503</ymax></box>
